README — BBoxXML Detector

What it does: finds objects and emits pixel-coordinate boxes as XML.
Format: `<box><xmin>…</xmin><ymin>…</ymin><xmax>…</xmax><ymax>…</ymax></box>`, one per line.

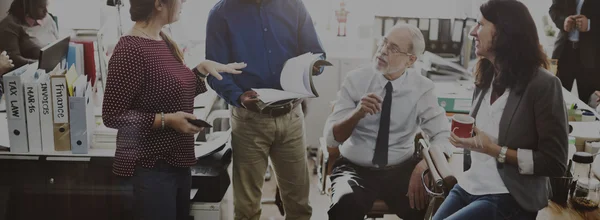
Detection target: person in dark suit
<box><xmin>433</xmin><ymin>0</ymin><xmax>569</xmax><ymax>219</ymax></box>
<box><xmin>550</xmin><ymin>0</ymin><xmax>600</xmax><ymax>103</ymax></box>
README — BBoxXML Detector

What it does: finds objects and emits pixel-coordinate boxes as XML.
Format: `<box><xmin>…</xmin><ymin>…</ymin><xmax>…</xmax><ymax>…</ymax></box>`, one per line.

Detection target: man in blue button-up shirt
<box><xmin>206</xmin><ymin>0</ymin><xmax>325</xmax><ymax>219</ymax></box>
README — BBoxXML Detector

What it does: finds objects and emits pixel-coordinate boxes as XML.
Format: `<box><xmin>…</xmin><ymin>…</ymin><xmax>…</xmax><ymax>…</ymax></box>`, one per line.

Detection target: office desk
<box><xmin>0</xmin><ymin>90</ymin><xmax>229</xmax><ymax>220</ymax></box>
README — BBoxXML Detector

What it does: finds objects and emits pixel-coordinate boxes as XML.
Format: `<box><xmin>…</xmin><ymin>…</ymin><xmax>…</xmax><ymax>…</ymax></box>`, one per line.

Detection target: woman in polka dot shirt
<box><xmin>101</xmin><ymin>0</ymin><xmax>245</xmax><ymax>219</ymax></box>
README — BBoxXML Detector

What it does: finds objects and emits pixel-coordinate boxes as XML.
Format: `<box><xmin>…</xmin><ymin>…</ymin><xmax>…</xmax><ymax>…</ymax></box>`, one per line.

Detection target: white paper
<box><xmin>194</xmin><ymin>130</ymin><xmax>231</xmax><ymax>158</ymax></box>
<box><xmin>253</xmin><ymin>52</ymin><xmax>322</xmax><ymax>103</ymax></box>
<box><xmin>280</xmin><ymin>53</ymin><xmax>318</xmax><ymax>95</ymax></box>
<box><xmin>252</xmin><ymin>88</ymin><xmax>313</xmax><ymax>103</ymax></box>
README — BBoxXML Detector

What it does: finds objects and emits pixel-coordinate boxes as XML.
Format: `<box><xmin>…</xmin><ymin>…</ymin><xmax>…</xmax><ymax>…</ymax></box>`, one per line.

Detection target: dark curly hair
<box><xmin>8</xmin><ymin>0</ymin><xmax>48</xmax><ymax>22</ymax></box>
<box><xmin>474</xmin><ymin>0</ymin><xmax>549</xmax><ymax>95</ymax></box>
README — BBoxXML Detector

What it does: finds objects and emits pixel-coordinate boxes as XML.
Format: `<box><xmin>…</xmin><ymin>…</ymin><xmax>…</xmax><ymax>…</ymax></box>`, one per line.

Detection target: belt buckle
<box><xmin>268</xmin><ymin>103</ymin><xmax>287</xmax><ymax>117</ymax></box>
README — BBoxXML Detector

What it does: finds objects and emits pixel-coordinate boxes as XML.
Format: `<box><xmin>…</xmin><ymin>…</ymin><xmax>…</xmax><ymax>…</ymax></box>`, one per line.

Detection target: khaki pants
<box><xmin>230</xmin><ymin>105</ymin><xmax>312</xmax><ymax>220</ymax></box>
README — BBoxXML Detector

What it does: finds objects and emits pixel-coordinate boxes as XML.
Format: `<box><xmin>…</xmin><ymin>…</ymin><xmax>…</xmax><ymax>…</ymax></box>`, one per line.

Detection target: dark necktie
<box><xmin>373</xmin><ymin>81</ymin><xmax>393</xmax><ymax>167</ymax></box>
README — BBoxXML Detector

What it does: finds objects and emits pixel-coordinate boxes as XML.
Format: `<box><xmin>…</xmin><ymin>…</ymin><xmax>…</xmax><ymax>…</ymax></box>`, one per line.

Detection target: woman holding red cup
<box><xmin>434</xmin><ymin>0</ymin><xmax>569</xmax><ymax>219</ymax></box>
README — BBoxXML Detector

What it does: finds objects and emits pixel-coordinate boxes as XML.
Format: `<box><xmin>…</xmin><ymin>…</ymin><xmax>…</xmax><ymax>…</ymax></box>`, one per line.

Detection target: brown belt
<box><xmin>248</xmin><ymin>99</ymin><xmax>302</xmax><ymax>117</ymax></box>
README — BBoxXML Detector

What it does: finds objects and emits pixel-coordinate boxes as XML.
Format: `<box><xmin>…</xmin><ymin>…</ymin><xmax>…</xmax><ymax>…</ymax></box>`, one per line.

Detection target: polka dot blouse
<box><xmin>102</xmin><ymin>36</ymin><xmax>207</xmax><ymax>177</ymax></box>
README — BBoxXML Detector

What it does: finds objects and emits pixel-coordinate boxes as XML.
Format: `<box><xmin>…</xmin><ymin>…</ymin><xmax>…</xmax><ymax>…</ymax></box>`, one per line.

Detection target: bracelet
<box><xmin>193</xmin><ymin>67</ymin><xmax>207</xmax><ymax>78</ymax></box>
<box><xmin>161</xmin><ymin>112</ymin><xmax>165</xmax><ymax>129</ymax></box>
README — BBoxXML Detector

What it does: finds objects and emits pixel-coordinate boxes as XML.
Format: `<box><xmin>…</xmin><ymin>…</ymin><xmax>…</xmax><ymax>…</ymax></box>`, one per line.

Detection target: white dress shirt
<box><xmin>324</xmin><ymin>67</ymin><xmax>453</xmax><ymax>168</ymax></box>
<box><xmin>569</xmin><ymin>0</ymin><xmax>591</xmax><ymax>42</ymax></box>
<box><xmin>460</xmin><ymin>88</ymin><xmax>535</xmax><ymax>195</ymax></box>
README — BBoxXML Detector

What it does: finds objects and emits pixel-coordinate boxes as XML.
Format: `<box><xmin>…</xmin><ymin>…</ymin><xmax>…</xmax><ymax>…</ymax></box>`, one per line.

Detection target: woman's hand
<box><xmin>195</xmin><ymin>60</ymin><xmax>247</xmax><ymax>80</ymax></box>
<box><xmin>165</xmin><ymin>112</ymin><xmax>203</xmax><ymax>135</ymax></box>
<box><xmin>449</xmin><ymin>127</ymin><xmax>495</xmax><ymax>155</ymax></box>
<box><xmin>0</xmin><ymin>51</ymin><xmax>14</xmax><ymax>75</ymax></box>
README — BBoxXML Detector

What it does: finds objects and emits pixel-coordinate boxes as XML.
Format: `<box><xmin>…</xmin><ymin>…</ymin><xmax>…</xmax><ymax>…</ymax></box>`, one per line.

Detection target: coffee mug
<box><xmin>451</xmin><ymin>114</ymin><xmax>475</xmax><ymax>138</ymax></box>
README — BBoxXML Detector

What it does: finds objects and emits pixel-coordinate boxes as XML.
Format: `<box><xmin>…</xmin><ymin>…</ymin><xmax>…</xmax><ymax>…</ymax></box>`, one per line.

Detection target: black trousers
<box><xmin>327</xmin><ymin>157</ymin><xmax>426</xmax><ymax>220</ymax></box>
<box><xmin>557</xmin><ymin>43</ymin><xmax>600</xmax><ymax>103</ymax></box>
<box><xmin>132</xmin><ymin>160</ymin><xmax>192</xmax><ymax>220</ymax></box>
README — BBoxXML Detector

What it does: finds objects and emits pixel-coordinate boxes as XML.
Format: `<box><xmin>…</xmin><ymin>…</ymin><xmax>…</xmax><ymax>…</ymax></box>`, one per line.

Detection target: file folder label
<box><xmin>6</xmin><ymin>81</ymin><xmax>24</xmax><ymax>119</ymax></box>
<box><xmin>52</xmin><ymin>80</ymin><xmax>69</xmax><ymax>124</ymax></box>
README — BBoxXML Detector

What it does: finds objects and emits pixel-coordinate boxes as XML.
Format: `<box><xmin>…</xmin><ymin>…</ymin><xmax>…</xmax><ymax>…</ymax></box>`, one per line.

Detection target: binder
<box><xmin>24</xmin><ymin>74</ymin><xmax>42</xmax><ymax>153</ymax></box>
<box><xmin>50</xmin><ymin>70</ymin><xmax>71</xmax><ymax>151</ymax></box>
<box><xmin>439</xmin><ymin>19</ymin><xmax>452</xmax><ymax>53</ymax></box>
<box><xmin>69</xmin><ymin>78</ymin><xmax>94</xmax><ymax>154</ymax></box>
<box><xmin>38</xmin><ymin>73</ymin><xmax>55</xmax><ymax>152</ymax></box>
<box><xmin>2</xmin><ymin>64</ymin><xmax>37</xmax><ymax>152</ymax></box>
<box><xmin>428</xmin><ymin>19</ymin><xmax>440</xmax><ymax>53</ymax></box>
<box><xmin>72</xmin><ymin>41</ymin><xmax>97</xmax><ymax>87</ymax></box>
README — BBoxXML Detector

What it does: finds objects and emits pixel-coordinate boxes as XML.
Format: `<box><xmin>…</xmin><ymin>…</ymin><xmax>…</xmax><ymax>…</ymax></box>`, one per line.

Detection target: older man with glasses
<box><xmin>323</xmin><ymin>23</ymin><xmax>453</xmax><ymax>220</ymax></box>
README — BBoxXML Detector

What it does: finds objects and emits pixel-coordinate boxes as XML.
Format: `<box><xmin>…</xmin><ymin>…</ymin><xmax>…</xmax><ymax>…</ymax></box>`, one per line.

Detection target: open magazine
<box><xmin>252</xmin><ymin>52</ymin><xmax>332</xmax><ymax>106</ymax></box>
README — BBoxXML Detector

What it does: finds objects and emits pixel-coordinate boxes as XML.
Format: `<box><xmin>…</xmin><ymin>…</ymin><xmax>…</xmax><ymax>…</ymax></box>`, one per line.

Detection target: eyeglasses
<box><xmin>377</xmin><ymin>37</ymin><xmax>413</xmax><ymax>56</ymax></box>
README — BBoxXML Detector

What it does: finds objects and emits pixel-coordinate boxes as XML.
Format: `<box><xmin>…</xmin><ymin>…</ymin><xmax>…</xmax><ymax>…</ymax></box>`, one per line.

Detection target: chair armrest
<box><xmin>430</xmin><ymin>145</ymin><xmax>458</xmax><ymax>190</ymax></box>
<box><xmin>326</xmin><ymin>147</ymin><xmax>341</xmax><ymax>175</ymax></box>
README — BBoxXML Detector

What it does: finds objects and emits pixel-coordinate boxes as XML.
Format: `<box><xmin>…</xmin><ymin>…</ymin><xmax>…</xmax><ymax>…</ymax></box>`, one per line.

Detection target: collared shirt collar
<box><xmin>25</xmin><ymin>16</ymin><xmax>42</xmax><ymax>27</ymax></box>
<box><xmin>377</xmin><ymin>70</ymin><xmax>408</xmax><ymax>92</ymax></box>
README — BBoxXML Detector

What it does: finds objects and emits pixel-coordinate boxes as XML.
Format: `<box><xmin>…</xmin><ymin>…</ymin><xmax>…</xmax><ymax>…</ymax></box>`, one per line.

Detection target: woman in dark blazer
<box><xmin>433</xmin><ymin>0</ymin><xmax>569</xmax><ymax>219</ymax></box>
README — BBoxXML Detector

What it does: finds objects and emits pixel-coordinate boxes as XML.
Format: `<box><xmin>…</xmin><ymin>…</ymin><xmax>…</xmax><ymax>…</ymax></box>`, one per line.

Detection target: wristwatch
<box><xmin>497</xmin><ymin>146</ymin><xmax>508</xmax><ymax>163</ymax></box>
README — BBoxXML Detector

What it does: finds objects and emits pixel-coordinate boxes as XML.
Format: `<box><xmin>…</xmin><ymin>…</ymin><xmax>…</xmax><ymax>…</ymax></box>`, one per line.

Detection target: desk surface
<box><xmin>0</xmin><ymin>88</ymin><xmax>227</xmax><ymax>158</ymax></box>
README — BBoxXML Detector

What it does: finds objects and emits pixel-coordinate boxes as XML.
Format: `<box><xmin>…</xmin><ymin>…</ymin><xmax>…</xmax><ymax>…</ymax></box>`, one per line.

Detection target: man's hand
<box><xmin>352</xmin><ymin>93</ymin><xmax>382</xmax><ymax>119</ymax></box>
<box><xmin>407</xmin><ymin>160</ymin><xmax>429</xmax><ymax>210</ymax></box>
<box><xmin>564</xmin><ymin>15</ymin><xmax>576</xmax><ymax>32</ymax></box>
<box><xmin>595</xmin><ymin>91</ymin><xmax>600</xmax><ymax>102</ymax></box>
<box><xmin>575</xmin><ymin>15</ymin><xmax>589</xmax><ymax>32</ymax></box>
<box><xmin>239</xmin><ymin>90</ymin><xmax>260</xmax><ymax>111</ymax></box>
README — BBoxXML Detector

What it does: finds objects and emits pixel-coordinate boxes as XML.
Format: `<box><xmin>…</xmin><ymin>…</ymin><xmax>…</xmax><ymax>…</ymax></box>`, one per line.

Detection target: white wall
<box><xmin>0</xmin><ymin>0</ymin><xmax>12</xmax><ymax>21</ymax></box>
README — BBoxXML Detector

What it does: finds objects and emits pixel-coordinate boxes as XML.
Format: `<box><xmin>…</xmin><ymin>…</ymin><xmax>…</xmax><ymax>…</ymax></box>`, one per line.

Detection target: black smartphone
<box><xmin>187</xmin><ymin>119</ymin><xmax>213</xmax><ymax>128</ymax></box>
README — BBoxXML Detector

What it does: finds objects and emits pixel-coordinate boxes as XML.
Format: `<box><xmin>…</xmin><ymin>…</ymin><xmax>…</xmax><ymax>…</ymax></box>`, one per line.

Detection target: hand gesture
<box><xmin>449</xmin><ymin>127</ymin><xmax>493</xmax><ymax>155</ymax></box>
<box><xmin>407</xmin><ymin>160</ymin><xmax>429</xmax><ymax>210</ymax></box>
<box><xmin>0</xmin><ymin>51</ymin><xmax>14</xmax><ymax>75</ymax></box>
<box><xmin>575</xmin><ymin>15</ymin><xmax>589</xmax><ymax>32</ymax></box>
<box><xmin>165</xmin><ymin>111</ymin><xmax>203</xmax><ymax>135</ymax></box>
<box><xmin>196</xmin><ymin>60</ymin><xmax>246</xmax><ymax>80</ymax></box>
<box><xmin>353</xmin><ymin>93</ymin><xmax>382</xmax><ymax>119</ymax></box>
<box><xmin>239</xmin><ymin>90</ymin><xmax>260</xmax><ymax>111</ymax></box>
<box><xmin>564</xmin><ymin>16</ymin><xmax>576</xmax><ymax>32</ymax></box>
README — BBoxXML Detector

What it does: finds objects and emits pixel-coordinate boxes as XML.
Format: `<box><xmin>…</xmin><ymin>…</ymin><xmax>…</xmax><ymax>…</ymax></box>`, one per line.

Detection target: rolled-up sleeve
<box><xmin>417</xmin><ymin>87</ymin><xmax>454</xmax><ymax>157</ymax></box>
<box><xmin>323</xmin><ymin>76</ymin><xmax>357</xmax><ymax>148</ymax></box>
<box><xmin>517</xmin><ymin>149</ymin><xmax>534</xmax><ymax>175</ymax></box>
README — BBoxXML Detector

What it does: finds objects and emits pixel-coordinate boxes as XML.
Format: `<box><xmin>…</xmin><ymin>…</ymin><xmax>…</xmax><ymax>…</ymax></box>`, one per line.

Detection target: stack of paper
<box><xmin>93</xmin><ymin>124</ymin><xmax>117</xmax><ymax>149</ymax></box>
<box><xmin>252</xmin><ymin>52</ymin><xmax>332</xmax><ymax>105</ymax></box>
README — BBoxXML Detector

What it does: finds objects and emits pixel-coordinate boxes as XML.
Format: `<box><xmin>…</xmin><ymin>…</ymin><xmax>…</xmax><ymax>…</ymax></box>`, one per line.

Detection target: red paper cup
<box><xmin>451</xmin><ymin>115</ymin><xmax>475</xmax><ymax>138</ymax></box>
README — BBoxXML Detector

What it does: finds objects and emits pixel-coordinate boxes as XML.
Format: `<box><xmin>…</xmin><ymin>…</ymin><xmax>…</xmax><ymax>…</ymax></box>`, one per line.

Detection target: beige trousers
<box><xmin>230</xmin><ymin>105</ymin><xmax>312</xmax><ymax>220</ymax></box>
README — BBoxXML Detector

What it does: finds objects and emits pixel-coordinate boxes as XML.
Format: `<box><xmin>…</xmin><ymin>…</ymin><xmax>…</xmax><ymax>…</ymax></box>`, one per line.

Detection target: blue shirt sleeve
<box><xmin>205</xmin><ymin>10</ymin><xmax>244</xmax><ymax>107</ymax></box>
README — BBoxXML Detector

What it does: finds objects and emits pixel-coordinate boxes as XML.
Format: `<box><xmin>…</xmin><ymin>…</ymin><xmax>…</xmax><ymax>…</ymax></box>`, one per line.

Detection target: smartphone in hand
<box><xmin>187</xmin><ymin>119</ymin><xmax>213</xmax><ymax>128</ymax></box>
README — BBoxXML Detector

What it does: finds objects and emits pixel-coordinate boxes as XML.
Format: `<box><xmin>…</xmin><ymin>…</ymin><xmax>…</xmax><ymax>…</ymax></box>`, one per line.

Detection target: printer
<box><xmin>190</xmin><ymin>143</ymin><xmax>232</xmax><ymax>203</ymax></box>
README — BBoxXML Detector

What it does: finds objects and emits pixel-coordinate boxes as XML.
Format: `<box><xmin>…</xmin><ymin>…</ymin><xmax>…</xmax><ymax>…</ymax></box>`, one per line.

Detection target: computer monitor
<box><xmin>38</xmin><ymin>35</ymin><xmax>71</xmax><ymax>73</ymax></box>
